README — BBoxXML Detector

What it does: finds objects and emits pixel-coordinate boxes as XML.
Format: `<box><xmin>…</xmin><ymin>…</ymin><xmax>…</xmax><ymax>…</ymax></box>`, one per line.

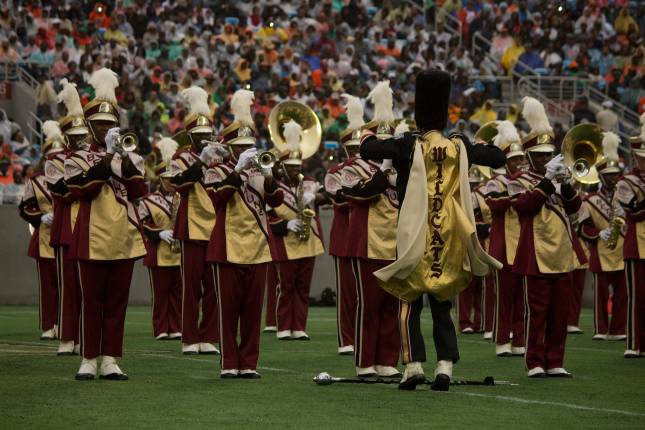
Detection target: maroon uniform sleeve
<box><xmin>578</xmin><ymin>218</ymin><xmax>599</xmax><ymax>242</ymax></box>
<box><xmin>511</xmin><ymin>178</ymin><xmax>553</xmax><ymax>216</ymax></box>
<box><xmin>343</xmin><ymin>170</ymin><xmax>388</xmax><ymax>206</ymax></box>
<box><xmin>264</xmin><ymin>179</ymin><xmax>284</xmax><ymax>208</ymax></box>
<box><xmin>207</xmin><ymin>172</ymin><xmax>242</xmax><ymax>206</ymax></box>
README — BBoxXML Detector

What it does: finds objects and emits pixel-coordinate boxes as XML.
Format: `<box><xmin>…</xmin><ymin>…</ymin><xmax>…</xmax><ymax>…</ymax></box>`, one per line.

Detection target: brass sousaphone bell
<box><xmin>561</xmin><ymin>123</ymin><xmax>604</xmax><ymax>184</ymax></box>
<box><xmin>471</xmin><ymin>121</ymin><xmax>499</xmax><ymax>180</ymax></box>
<box><xmin>268</xmin><ymin>100</ymin><xmax>322</xmax><ymax>161</ymax></box>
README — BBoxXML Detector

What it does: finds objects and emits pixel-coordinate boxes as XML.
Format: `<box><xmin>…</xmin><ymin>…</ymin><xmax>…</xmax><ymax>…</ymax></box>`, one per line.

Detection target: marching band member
<box><xmin>484</xmin><ymin>120</ymin><xmax>526</xmax><ymax>357</ymax></box>
<box><xmin>567</xmin><ymin>219</ymin><xmax>590</xmax><ymax>336</ymax></box>
<box><xmin>169</xmin><ymin>86</ymin><xmax>219</xmax><ymax>355</ymax></box>
<box><xmin>205</xmin><ymin>89</ymin><xmax>284</xmax><ymax>378</ymax></box>
<box><xmin>578</xmin><ymin>132</ymin><xmax>627</xmax><ymax>341</ymax></box>
<box><xmin>65</xmin><ymin>68</ymin><xmax>147</xmax><ymax>380</ymax></box>
<box><xmin>19</xmin><ymin>121</ymin><xmax>63</xmax><ymax>342</ymax></box>
<box><xmin>138</xmin><ymin>138</ymin><xmax>182</xmax><ymax>341</ymax></box>
<box><xmin>323</xmin><ymin>94</ymin><xmax>362</xmax><ymax>355</ymax></box>
<box><xmin>342</xmin><ymin>81</ymin><xmax>401</xmax><ymax>379</ymax></box>
<box><xmin>360</xmin><ymin>71</ymin><xmax>505</xmax><ymax>391</ymax></box>
<box><xmin>615</xmin><ymin>117</ymin><xmax>645</xmax><ymax>358</ymax></box>
<box><xmin>268</xmin><ymin>120</ymin><xmax>325</xmax><ymax>341</ymax></box>
<box><xmin>457</xmin><ymin>167</ymin><xmax>489</xmax><ymax>335</ymax></box>
<box><xmin>263</xmin><ymin>264</ymin><xmax>279</xmax><ymax>333</ymax></box>
<box><xmin>46</xmin><ymin>79</ymin><xmax>87</xmax><ymax>355</ymax></box>
<box><xmin>507</xmin><ymin>97</ymin><xmax>581</xmax><ymax>378</ymax></box>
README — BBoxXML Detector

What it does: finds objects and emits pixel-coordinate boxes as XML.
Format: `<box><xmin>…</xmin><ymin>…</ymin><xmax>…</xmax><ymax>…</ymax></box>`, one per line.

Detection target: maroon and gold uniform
<box><xmin>485</xmin><ymin>173</ymin><xmax>525</xmax><ymax>354</ymax></box>
<box><xmin>579</xmin><ymin>188</ymin><xmax>627</xmax><ymax>338</ymax></box>
<box><xmin>139</xmin><ymin>191</ymin><xmax>182</xmax><ymax>339</ymax></box>
<box><xmin>614</xmin><ymin>167</ymin><xmax>645</xmax><ymax>356</ymax></box>
<box><xmin>19</xmin><ymin>168</ymin><xmax>58</xmax><ymax>337</ymax></box>
<box><xmin>171</xmin><ymin>148</ymin><xmax>218</xmax><ymax>349</ymax></box>
<box><xmin>268</xmin><ymin>176</ymin><xmax>324</xmax><ymax>338</ymax></box>
<box><xmin>206</xmin><ymin>160</ymin><xmax>283</xmax><ymax>373</ymax></box>
<box><xmin>65</xmin><ymin>146</ymin><xmax>147</xmax><ymax>360</ymax></box>
<box><xmin>342</xmin><ymin>155</ymin><xmax>401</xmax><ymax>375</ymax></box>
<box><xmin>325</xmin><ymin>158</ymin><xmax>357</xmax><ymax>353</ymax></box>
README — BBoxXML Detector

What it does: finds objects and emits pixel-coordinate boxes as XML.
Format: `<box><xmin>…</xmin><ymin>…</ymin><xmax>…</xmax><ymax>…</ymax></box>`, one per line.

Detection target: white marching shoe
<box><xmin>567</xmin><ymin>326</ymin><xmax>583</xmax><ymax>334</ymax></box>
<box><xmin>182</xmin><ymin>343</ymin><xmax>200</xmax><ymax>355</ymax></box>
<box><xmin>73</xmin><ymin>344</ymin><xmax>80</xmax><ymax>355</ymax></box>
<box><xmin>431</xmin><ymin>360</ymin><xmax>453</xmax><ymax>391</ymax></box>
<box><xmin>75</xmin><ymin>358</ymin><xmax>97</xmax><ymax>380</ymax></box>
<box><xmin>40</xmin><ymin>327</ymin><xmax>57</xmax><ymax>340</ymax></box>
<box><xmin>168</xmin><ymin>332</ymin><xmax>182</xmax><ymax>340</ymax></box>
<box><xmin>546</xmin><ymin>367</ymin><xmax>573</xmax><ymax>378</ymax></box>
<box><xmin>592</xmin><ymin>334</ymin><xmax>607</xmax><ymax>341</ymax></box>
<box><xmin>100</xmin><ymin>356</ymin><xmax>128</xmax><ymax>380</ymax></box>
<box><xmin>607</xmin><ymin>334</ymin><xmax>626</xmax><ymax>341</ymax></box>
<box><xmin>57</xmin><ymin>340</ymin><xmax>75</xmax><ymax>356</ymax></box>
<box><xmin>356</xmin><ymin>366</ymin><xmax>377</xmax><ymax>378</ymax></box>
<box><xmin>398</xmin><ymin>362</ymin><xmax>425</xmax><ymax>390</ymax></box>
<box><xmin>277</xmin><ymin>330</ymin><xmax>292</xmax><ymax>340</ymax></box>
<box><xmin>337</xmin><ymin>345</ymin><xmax>354</xmax><ymax>355</ymax></box>
<box><xmin>375</xmin><ymin>365</ymin><xmax>401</xmax><ymax>378</ymax></box>
<box><xmin>527</xmin><ymin>367</ymin><xmax>546</xmax><ymax>378</ymax></box>
<box><xmin>155</xmin><ymin>333</ymin><xmax>169</xmax><ymax>340</ymax></box>
<box><xmin>263</xmin><ymin>326</ymin><xmax>277</xmax><ymax>333</ymax></box>
<box><xmin>483</xmin><ymin>331</ymin><xmax>493</xmax><ymax>340</ymax></box>
<box><xmin>199</xmin><ymin>343</ymin><xmax>220</xmax><ymax>355</ymax></box>
<box><xmin>292</xmin><ymin>330</ymin><xmax>310</xmax><ymax>340</ymax></box>
<box><xmin>624</xmin><ymin>349</ymin><xmax>640</xmax><ymax>358</ymax></box>
<box><xmin>220</xmin><ymin>369</ymin><xmax>239</xmax><ymax>379</ymax></box>
<box><xmin>511</xmin><ymin>346</ymin><xmax>525</xmax><ymax>356</ymax></box>
<box><xmin>496</xmin><ymin>343</ymin><xmax>512</xmax><ymax>357</ymax></box>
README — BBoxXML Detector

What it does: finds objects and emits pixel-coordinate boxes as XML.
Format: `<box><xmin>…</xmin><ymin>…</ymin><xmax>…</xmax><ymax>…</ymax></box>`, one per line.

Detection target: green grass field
<box><xmin>0</xmin><ymin>305</ymin><xmax>643</xmax><ymax>429</ymax></box>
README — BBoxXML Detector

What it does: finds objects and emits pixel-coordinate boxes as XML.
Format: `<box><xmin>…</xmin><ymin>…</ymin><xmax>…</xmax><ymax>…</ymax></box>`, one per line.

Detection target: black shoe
<box><xmin>398</xmin><ymin>373</ymin><xmax>426</xmax><ymax>390</ymax></box>
<box><xmin>546</xmin><ymin>372</ymin><xmax>573</xmax><ymax>378</ymax></box>
<box><xmin>74</xmin><ymin>373</ymin><xmax>95</xmax><ymax>381</ymax></box>
<box><xmin>431</xmin><ymin>374</ymin><xmax>450</xmax><ymax>391</ymax></box>
<box><xmin>293</xmin><ymin>336</ymin><xmax>310</xmax><ymax>341</ymax></box>
<box><xmin>239</xmin><ymin>372</ymin><xmax>261</xmax><ymax>379</ymax></box>
<box><xmin>99</xmin><ymin>373</ymin><xmax>129</xmax><ymax>381</ymax></box>
<box><xmin>496</xmin><ymin>352</ymin><xmax>513</xmax><ymax>357</ymax></box>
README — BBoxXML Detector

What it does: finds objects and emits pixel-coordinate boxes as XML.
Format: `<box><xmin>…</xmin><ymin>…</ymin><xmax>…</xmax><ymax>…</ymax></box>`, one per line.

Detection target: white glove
<box><xmin>261</xmin><ymin>167</ymin><xmax>273</xmax><ymax>178</ymax></box>
<box><xmin>105</xmin><ymin>127</ymin><xmax>121</xmax><ymax>154</ymax></box>
<box><xmin>599</xmin><ymin>228</ymin><xmax>612</xmax><ymax>241</ymax></box>
<box><xmin>40</xmin><ymin>213</ymin><xmax>54</xmax><ymax>226</ymax></box>
<box><xmin>544</xmin><ymin>154</ymin><xmax>565</xmax><ymax>180</ymax></box>
<box><xmin>303</xmin><ymin>191</ymin><xmax>315</xmax><ymax>207</ymax></box>
<box><xmin>159</xmin><ymin>230</ymin><xmax>174</xmax><ymax>244</ymax></box>
<box><xmin>380</xmin><ymin>159</ymin><xmax>393</xmax><ymax>172</ymax></box>
<box><xmin>287</xmin><ymin>219</ymin><xmax>303</xmax><ymax>233</ymax></box>
<box><xmin>234</xmin><ymin>147</ymin><xmax>258</xmax><ymax>172</ymax></box>
<box><xmin>199</xmin><ymin>145</ymin><xmax>219</xmax><ymax>165</ymax></box>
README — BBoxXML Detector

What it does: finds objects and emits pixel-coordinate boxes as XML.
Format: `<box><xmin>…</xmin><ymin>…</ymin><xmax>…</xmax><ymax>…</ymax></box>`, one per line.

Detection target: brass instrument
<box><xmin>268</xmin><ymin>101</ymin><xmax>322</xmax><ymax>160</ymax></box>
<box><xmin>473</xmin><ymin>121</ymin><xmax>499</xmax><ymax>145</ymax></box>
<box><xmin>561</xmin><ymin>123</ymin><xmax>604</xmax><ymax>184</ymax></box>
<box><xmin>606</xmin><ymin>216</ymin><xmax>625</xmax><ymax>250</ymax></box>
<box><xmin>115</xmin><ymin>131</ymin><xmax>139</xmax><ymax>153</ymax></box>
<box><xmin>296</xmin><ymin>173</ymin><xmax>316</xmax><ymax>242</ymax></box>
<box><xmin>172</xmin><ymin>129</ymin><xmax>193</xmax><ymax>149</ymax></box>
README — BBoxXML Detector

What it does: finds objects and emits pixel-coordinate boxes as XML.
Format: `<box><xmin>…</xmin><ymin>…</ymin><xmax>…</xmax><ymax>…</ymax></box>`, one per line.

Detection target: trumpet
<box><xmin>253</xmin><ymin>149</ymin><xmax>280</xmax><ymax>170</ymax></box>
<box><xmin>115</xmin><ymin>131</ymin><xmax>138</xmax><ymax>153</ymax></box>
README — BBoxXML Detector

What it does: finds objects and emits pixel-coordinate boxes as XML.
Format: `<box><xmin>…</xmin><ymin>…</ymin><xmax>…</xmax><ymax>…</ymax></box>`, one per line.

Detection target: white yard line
<box><xmin>449</xmin><ymin>391</ymin><xmax>645</xmax><ymax>418</ymax></box>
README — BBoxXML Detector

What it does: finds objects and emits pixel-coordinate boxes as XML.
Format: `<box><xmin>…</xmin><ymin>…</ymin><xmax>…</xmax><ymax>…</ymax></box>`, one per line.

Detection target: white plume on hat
<box><xmin>283</xmin><ymin>119</ymin><xmax>302</xmax><ymax>152</ymax></box>
<box><xmin>394</xmin><ymin>120</ymin><xmax>410</xmax><ymax>136</ymax></box>
<box><xmin>182</xmin><ymin>86</ymin><xmax>210</xmax><ymax>117</ymax></box>
<box><xmin>601</xmin><ymin>132</ymin><xmax>620</xmax><ymax>163</ymax></box>
<box><xmin>42</xmin><ymin>120</ymin><xmax>63</xmax><ymax>141</ymax></box>
<box><xmin>521</xmin><ymin>96</ymin><xmax>552</xmax><ymax>135</ymax></box>
<box><xmin>341</xmin><ymin>94</ymin><xmax>365</xmax><ymax>131</ymax></box>
<box><xmin>230</xmin><ymin>89</ymin><xmax>255</xmax><ymax>127</ymax></box>
<box><xmin>640</xmin><ymin>112</ymin><xmax>645</xmax><ymax>142</ymax></box>
<box><xmin>157</xmin><ymin>137</ymin><xmax>179</xmax><ymax>163</ymax></box>
<box><xmin>57</xmin><ymin>79</ymin><xmax>83</xmax><ymax>116</ymax></box>
<box><xmin>493</xmin><ymin>120</ymin><xmax>520</xmax><ymax>148</ymax></box>
<box><xmin>367</xmin><ymin>80</ymin><xmax>394</xmax><ymax>124</ymax></box>
<box><xmin>88</xmin><ymin>68</ymin><xmax>119</xmax><ymax>105</ymax></box>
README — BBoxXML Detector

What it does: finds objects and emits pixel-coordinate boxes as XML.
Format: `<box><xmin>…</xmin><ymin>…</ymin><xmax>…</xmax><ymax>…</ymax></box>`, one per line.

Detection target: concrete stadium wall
<box><xmin>0</xmin><ymin>205</ymin><xmax>337</xmax><ymax>305</ymax></box>
<box><xmin>0</xmin><ymin>205</ymin><xmax>594</xmax><ymax>307</ymax></box>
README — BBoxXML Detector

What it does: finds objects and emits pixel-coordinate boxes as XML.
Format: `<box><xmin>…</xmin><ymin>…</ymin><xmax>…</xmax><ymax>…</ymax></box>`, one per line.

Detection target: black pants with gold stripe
<box><xmin>399</xmin><ymin>294</ymin><xmax>460</xmax><ymax>364</ymax></box>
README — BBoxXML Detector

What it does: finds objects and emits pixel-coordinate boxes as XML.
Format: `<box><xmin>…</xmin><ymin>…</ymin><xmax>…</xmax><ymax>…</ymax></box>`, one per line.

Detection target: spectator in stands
<box><xmin>10</xmin><ymin>125</ymin><xmax>30</xmax><ymax>156</ymax></box>
<box><xmin>572</xmin><ymin>98</ymin><xmax>596</xmax><ymax>125</ymax></box>
<box><xmin>0</xmin><ymin>37</ymin><xmax>19</xmax><ymax>62</ymax></box>
<box><xmin>2</xmin><ymin>168</ymin><xmax>25</xmax><ymax>204</ymax></box>
<box><xmin>596</xmin><ymin>100</ymin><xmax>619</xmax><ymax>132</ymax></box>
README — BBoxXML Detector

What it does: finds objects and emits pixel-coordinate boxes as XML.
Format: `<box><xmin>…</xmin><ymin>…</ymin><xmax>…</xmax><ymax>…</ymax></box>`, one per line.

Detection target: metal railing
<box><xmin>0</xmin><ymin>61</ymin><xmax>40</xmax><ymax>89</ymax></box>
<box><xmin>28</xmin><ymin>111</ymin><xmax>43</xmax><ymax>149</ymax></box>
<box><xmin>435</xmin><ymin>8</ymin><xmax>462</xmax><ymax>45</ymax></box>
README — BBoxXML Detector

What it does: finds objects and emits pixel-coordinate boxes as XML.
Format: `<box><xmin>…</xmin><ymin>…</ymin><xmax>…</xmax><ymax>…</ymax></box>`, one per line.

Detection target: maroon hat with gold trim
<box><xmin>83</xmin><ymin>68</ymin><xmax>120</xmax><ymax>123</ymax></box>
<box><xmin>57</xmin><ymin>79</ymin><xmax>89</xmax><ymax>136</ymax></box>
<box><xmin>520</xmin><ymin>97</ymin><xmax>555</xmax><ymax>153</ymax></box>
<box><xmin>629</xmin><ymin>113</ymin><xmax>645</xmax><ymax>158</ymax></box>
<box><xmin>41</xmin><ymin>120</ymin><xmax>65</xmax><ymax>156</ymax></box>
<box><xmin>182</xmin><ymin>86</ymin><xmax>214</xmax><ymax>135</ymax></box>
<box><xmin>155</xmin><ymin>137</ymin><xmax>179</xmax><ymax>175</ymax></box>
<box><xmin>221</xmin><ymin>89</ymin><xmax>256</xmax><ymax>145</ymax></box>
<box><xmin>596</xmin><ymin>131</ymin><xmax>622</xmax><ymax>175</ymax></box>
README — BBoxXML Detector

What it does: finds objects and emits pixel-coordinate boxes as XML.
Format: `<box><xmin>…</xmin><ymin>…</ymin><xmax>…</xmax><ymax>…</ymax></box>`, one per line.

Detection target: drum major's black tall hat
<box><xmin>415</xmin><ymin>70</ymin><xmax>450</xmax><ymax>132</ymax></box>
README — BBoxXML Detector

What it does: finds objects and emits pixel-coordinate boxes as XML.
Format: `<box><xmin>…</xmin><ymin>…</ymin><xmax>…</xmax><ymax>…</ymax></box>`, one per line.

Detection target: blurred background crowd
<box><xmin>0</xmin><ymin>0</ymin><xmax>643</xmax><ymax>202</ymax></box>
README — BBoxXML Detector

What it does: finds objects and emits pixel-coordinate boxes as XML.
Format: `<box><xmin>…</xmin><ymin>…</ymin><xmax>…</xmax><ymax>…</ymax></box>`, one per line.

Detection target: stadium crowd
<box><xmin>0</xmin><ymin>0</ymin><xmax>643</xmax><ymax>199</ymax></box>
